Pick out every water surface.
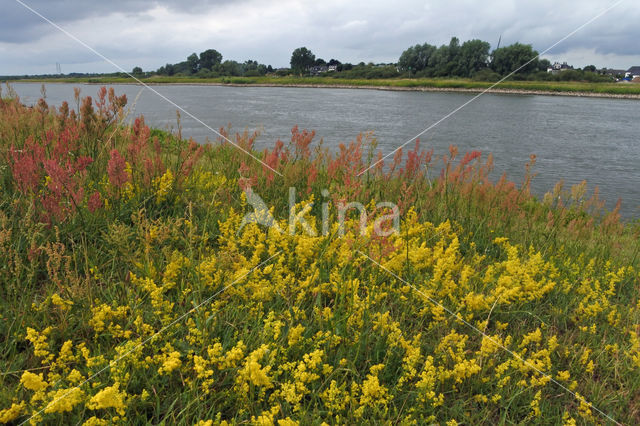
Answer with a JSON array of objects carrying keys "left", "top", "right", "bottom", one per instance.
[{"left": 9, "top": 82, "right": 640, "bottom": 218}]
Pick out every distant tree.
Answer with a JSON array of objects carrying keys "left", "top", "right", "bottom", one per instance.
[
  {"left": 241, "top": 60, "right": 268, "bottom": 76},
  {"left": 457, "top": 39, "right": 490, "bottom": 77},
  {"left": 243, "top": 59, "right": 259, "bottom": 71},
  {"left": 538, "top": 58, "right": 551, "bottom": 72},
  {"left": 428, "top": 44, "right": 450, "bottom": 76},
  {"left": 583, "top": 64, "right": 597, "bottom": 73},
  {"left": 290, "top": 47, "right": 316, "bottom": 74},
  {"left": 171, "top": 61, "right": 190, "bottom": 75},
  {"left": 445, "top": 37, "right": 461, "bottom": 75},
  {"left": 218, "top": 60, "right": 242, "bottom": 76},
  {"left": 196, "top": 67, "right": 211, "bottom": 78},
  {"left": 341, "top": 63, "right": 353, "bottom": 71},
  {"left": 398, "top": 43, "right": 436, "bottom": 73},
  {"left": 199, "top": 49, "right": 222, "bottom": 71},
  {"left": 187, "top": 53, "right": 199, "bottom": 74},
  {"left": 315, "top": 58, "right": 326, "bottom": 66},
  {"left": 327, "top": 58, "right": 341, "bottom": 66},
  {"left": 490, "top": 43, "right": 539, "bottom": 75},
  {"left": 132, "top": 66, "right": 143, "bottom": 75}
]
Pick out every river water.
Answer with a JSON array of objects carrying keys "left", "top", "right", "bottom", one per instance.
[{"left": 7, "top": 82, "right": 640, "bottom": 219}]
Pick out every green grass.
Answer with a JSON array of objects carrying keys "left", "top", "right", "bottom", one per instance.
[{"left": 11, "top": 75, "right": 640, "bottom": 96}]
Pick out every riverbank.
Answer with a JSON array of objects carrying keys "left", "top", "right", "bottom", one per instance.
[{"left": 9, "top": 75, "right": 640, "bottom": 99}]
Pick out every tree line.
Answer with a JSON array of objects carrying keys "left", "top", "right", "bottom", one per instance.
[
  {"left": 397, "top": 37, "right": 545, "bottom": 78},
  {"left": 154, "top": 49, "right": 273, "bottom": 78},
  {"left": 130, "top": 38, "right": 611, "bottom": 82}
]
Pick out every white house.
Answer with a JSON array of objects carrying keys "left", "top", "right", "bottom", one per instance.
[{"left": 626, "top": 66, "right": 640, "bottom": 79}]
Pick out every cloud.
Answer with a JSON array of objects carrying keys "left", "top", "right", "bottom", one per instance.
[{"left": 1, "top": 0, "right": 639, "bottom": 75}]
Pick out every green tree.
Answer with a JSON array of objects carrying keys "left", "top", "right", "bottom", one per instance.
[
  {"left": 538, "top": 58, "right": 551, "bottom": 72},
  {"left": 218, "top": 60, "right": 242, "bottom": 76},
  {"left": 398, "top": 43, "right": 436, "bottom": 73},
  {"left": 445, "top": 37, "right": 461, "bottom": 75},
  {"left": 428, "top": 45, "right": 450, "bottom": 76},
  {"left": 490, "top": 43, "right": 539, "bottom": 76},
  {"left": 199, "top": 49, "right": 223, "bottom": 71},
  {"left": 187, "top": 53, "right": 199, "bottom": 74},
  {"left": 132, "top": 66, "right": 143, "bottom": 76},
  {"left": 458, "top": 39, "right": 490, "bottom": 77},
  {"left": 290, "top": 47, "right": 316, "bottom": 75}
]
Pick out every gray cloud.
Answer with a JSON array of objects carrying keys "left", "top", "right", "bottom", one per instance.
[
  {"left": 1, "top": 0, "right": 241, "bottom": 43},
  {"left": 1, "top": 0, "right": 639, "bottom": 75}
]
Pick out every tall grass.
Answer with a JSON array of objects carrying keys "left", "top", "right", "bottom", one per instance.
[{"left": 1, "top": 87, "right": 639, "bottom": 425}]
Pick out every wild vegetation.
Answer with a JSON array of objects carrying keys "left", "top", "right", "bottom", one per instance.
[
  {"left": 13, "top": 75, "right": 640, "bottom": 97},
  {"left": 5, "top": 36, "right": 626, "bottom": 86},
  {"left": 1, "top": 86, "right": 640, "bottom": 425}
]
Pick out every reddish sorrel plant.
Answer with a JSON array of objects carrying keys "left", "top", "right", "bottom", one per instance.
[{"left": 8, "top": 122, "right": 92, "bottom": 224}]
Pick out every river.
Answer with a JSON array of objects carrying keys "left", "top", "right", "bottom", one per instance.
[{"left": 7, "top": 82, "right": 640, "bottom": 219}]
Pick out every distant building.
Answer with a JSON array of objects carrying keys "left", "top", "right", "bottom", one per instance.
[
  {"left": 603, "top": 68, "right": 626, "bottom": 78},
  {"left": 327, "top": 65, "right": 338, "bottom": 72},
  {"left": 309, "top": 65, "right": 329, "bottom": 76},
  {"left": 547, "top": 61, "right": 573, "bottom": 74},
  {"left": 625, "top": 66, "right": 640, "bottom": 79}
]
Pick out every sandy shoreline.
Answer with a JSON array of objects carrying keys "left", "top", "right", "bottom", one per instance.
[{"left": 10, "top": 80, "right": 640, "bottom": 99}]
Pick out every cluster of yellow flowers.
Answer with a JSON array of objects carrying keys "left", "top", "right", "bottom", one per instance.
[{"left": 2, "top": 193, "right": 638, "bottom": 425}]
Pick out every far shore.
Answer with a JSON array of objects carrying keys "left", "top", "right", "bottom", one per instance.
[{"left": 7, "top": 78, "right": 640, "bottom": 100}]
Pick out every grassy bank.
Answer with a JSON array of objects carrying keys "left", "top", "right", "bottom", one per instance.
[
  {"left": 1, "top": 88, "right": 640, "bottom": 425},
  {"left": 11, "top": 75, "right": 640, "bottom": 97}
]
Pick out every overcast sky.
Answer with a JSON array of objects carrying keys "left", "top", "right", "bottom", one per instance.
[{"left": 1, "top": 0, "right": 639, "bottom": 75}]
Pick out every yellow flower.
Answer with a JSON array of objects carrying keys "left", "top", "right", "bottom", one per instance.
[
  {"left": 359, "top": 364, "right": 389, "bottom": 408},
  {"left": 529, "top": 390, "right": 542, "bottom": 418},
  {"left": 82, "top": 416, "right": 109, "bottom": 426},
  {"left": 287, "top": 324, "right": 305, "bottom": 347},
  {"left": 25, "top": 327, "right": 53, "bottom": 362},
  {"left": 562, "top": 411, "right": 577, "bottom": 426},
  {"left": 321, "top": 380, "right": 348, "bottom": 413},
  {"left": 221, "top": 341, "right": 246, "bottom": 369},
  {"left": 158, "top": 351, "right": 182, "bottom": 375},
  {"left": 86, "top": 383, "right": 127, "bottom": 415},
  {"left": 44, "top": 387, "right": 84, "bottom": 414},
  {"left": 21, "top": 371, "right": 48, "bottom": 391},
  {"left": 154, "top": 169, "right": 174, "bottom": 202},
  {"left": 67, "top": 369, "right": 84, "bottom": 384},
  {"left": 51, "top": 293, "right": 73, "bottom": 311},
  {"left": 0, "top": 402, "right": 25, "bottom": 423},
  {"left": 237, "top": 344, "right": 272, "bottom": 389}
]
